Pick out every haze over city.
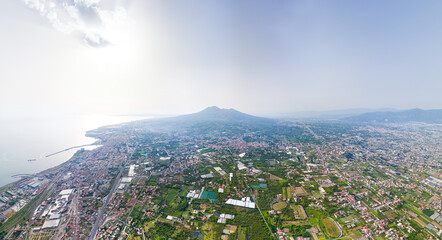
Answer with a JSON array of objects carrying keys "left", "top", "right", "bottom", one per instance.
[
  {"left": 1, "top": 0, "right": 442, "bottom": 117},
  {"left": 1, "top": 1, "right": 442, "bottom": 240}
]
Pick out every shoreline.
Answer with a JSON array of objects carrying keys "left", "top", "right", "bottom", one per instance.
[
  {"left": 0, "top": 115, "right": 151, "bottom": 189},
  {"left": 0, "top": 141, "right": 101, "bottom": 190}
]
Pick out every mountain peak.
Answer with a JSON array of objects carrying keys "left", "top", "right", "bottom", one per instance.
[
  {"left": 199, "top": 106, "right": 239, "bottom": 114},
  {"left": 201, "top": 106, "right": 222, "bottom": 112},
  {"left": 138, "top": 106, "right": 276, "bottom": 133},
  {"left": 205, "top": 106, "right": 220, "bottom": 110},
  {"left": 163, "top": 106, "right": 275, "bottom": 125}
]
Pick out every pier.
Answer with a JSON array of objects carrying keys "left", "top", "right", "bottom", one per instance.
[
  {"left": 45, "top": 144, "right": 96, "bottom": 157},
  {"left": 11, "top": 174, "right": 35, "bottom": 178}
]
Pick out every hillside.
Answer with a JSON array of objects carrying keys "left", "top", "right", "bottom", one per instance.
[
  {"left": 134, "top": 106, "right": 277, "bottom": 132},
  {"left": 343, "top": 108, "right": 442, "bottom": 123},
  {"left": 166, "top": 106, "right": 275, "bottom": 124}
]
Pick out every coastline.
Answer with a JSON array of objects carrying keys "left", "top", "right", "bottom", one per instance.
[
  {"left": 0, "top": 115, "right": 151, "bottom": 188},
  {"left": 0, "top": 141, "right": 101, "bottom": 191}
]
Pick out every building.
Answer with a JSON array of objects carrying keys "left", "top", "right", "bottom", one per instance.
[
  {"left": 42, "top": 219, "right": 60, "bottom": 230},
  {"left": 225, "top": 198, "right": 255, "bottom": 209}
]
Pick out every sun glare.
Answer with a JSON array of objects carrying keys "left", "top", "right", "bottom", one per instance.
[{"left": 85, "top": 22, "right": 142, "bottom": 70}]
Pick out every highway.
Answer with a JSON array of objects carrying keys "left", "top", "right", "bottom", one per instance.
[
  {"left": 89, "top": 138, "right": 136, "bottom": 240},
  {"left": 88, "top": 165, "right": 124, "bottom": 240}
]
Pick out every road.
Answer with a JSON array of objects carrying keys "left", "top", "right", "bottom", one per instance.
[
  {"left": 89, "top": 130, "right": 137, "bottom": 240},
  {"left": 89, "top": 133, "right": 136, "bottom": 240},
  {"left": 88, "top": 165, "right": 124, "bottom": 240},
  {"left": 73, "top": 189, "right": 80, "bottom": 240}
]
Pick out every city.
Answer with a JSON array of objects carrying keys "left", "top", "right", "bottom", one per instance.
[
  {"left": 0, "top": 107, "right": 440, "bottom": 240},
  {"left": 1, "top": 1, "right": 442, "bottom": 239}
]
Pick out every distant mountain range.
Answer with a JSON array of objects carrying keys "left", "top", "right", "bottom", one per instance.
[
  {"left": 267, "top": 108, "right": 398, "bottom": 119},
  {"left": 343, "top": 108, "right": 442, "bottom": 123},
  {"left": 123, "top": 107, "right": 442, "bottom": 131}
]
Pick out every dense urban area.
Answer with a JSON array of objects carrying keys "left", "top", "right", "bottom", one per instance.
[{"left": 0, "top": 107, "right": 441, "bottom": 240}]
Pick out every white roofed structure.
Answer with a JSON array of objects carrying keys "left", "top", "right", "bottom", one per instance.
[
  {"left": 59, "top": 189, "right": 74, "bottom": 196},
  {"left": 225, "top": 198, "right": 255, "bottom": 209},
  {"left": 121, "top": 177, "right": 133, "bottom": 183},
  {"left": 128, "top": 165, "right": 136, "bottom": 177},
  {"left": 42, "top": 219, "right": 60, "bottom": 230},
  {"left": 237, "top": 162, "right": 247, "bottom": 170}
]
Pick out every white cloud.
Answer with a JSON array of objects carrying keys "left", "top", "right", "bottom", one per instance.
[
  {"left": 23, "top": 0, "right": 127, "bottom": 47},
  {"left": 83, "top": 32, "right": 110, "bottom": 47}
]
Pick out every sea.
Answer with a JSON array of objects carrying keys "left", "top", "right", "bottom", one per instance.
[{"left": 0, "top": 115, "right": 150, "bottom": 187}]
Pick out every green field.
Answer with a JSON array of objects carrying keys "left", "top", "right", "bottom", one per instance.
[
  {"left": 350, "top": 229, "right": 363, "bottom": 239},
  {"left": 164, "top": 188, "right": 180, "bottom": 204},
  {"left": 238, "top": 226, "right": 247, "bottom": 240},
  {"left": 286, "top": 187, "right": 293, "bottom": 199},
  {"left": 370, "top": 209, "right": 379, "bottom": 217},
  {"left": 322, "top": 218, "right": 340, "bottom": 238},
  {"left": 405, "top": 204, "right": 434, "bottom": 223},
  {"left": 282, "top": 187, "right": 287, "bottom": 199},
  {"left": 273, "top": 202, "right": 288, "bottom": 210},
  {"left": 341, "top": 214, "right": 357, "bottom": 222}
]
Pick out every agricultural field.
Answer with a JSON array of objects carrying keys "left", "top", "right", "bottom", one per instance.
[
  {"left": 341, "top": 215, "right": 358, "bottom": 222},
  {"left": 292, "top": 205, "right": 307, "bottom": 219},
  {"left": 282, "top": 187, "right": 287, "bottom": 200},
  {"left": 273, "top": 201, "right": 288, "bottom": 211},
  {"left": 286, "top": 187, "right": 293, "bottom": 199},
  {"left": 383, "top": 209, "right": 398, "bottom": 220},
  {"left": 294, "top": 187, "right": 308, "bottom": 196},
  {"left": 322, "top": 218, "right": 340, "bottom": 238},
  {"left": 349, "top": 228, "right": 363, "bottom": 239},
  {"left": 298, "top": 205, "right": 307, "bottom": 219}
]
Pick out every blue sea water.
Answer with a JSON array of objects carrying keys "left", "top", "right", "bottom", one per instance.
[{"left": 0, "top": 115, "right": 149, "bottom": 187}]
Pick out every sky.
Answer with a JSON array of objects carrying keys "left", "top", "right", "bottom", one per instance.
[{"left": 1, "top": 0, "right": 442, "bottom": 117}]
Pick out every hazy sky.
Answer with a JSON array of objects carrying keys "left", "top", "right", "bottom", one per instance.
[{"left": 1, "top": 0, "right": 442, "bottom": 117}]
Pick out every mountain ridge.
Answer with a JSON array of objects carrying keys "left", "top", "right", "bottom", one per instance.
[
  {"left": 266, "top": 108, "right": 398, "bottom": 119},
  {"left": 133, "top": 106, "right": 277, "bottom": 132},
  {"left": 167, "top": 106, "right": 275, "bottom": 124},
  {"left": 343, "top": 108, "right": 442, "bottom": 123}
]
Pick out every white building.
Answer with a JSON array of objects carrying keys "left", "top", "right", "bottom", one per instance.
[
  {"left": 121, "top": 177, "right": 133, "bottom": 183},
  {"left": 128, "top": 165, "right": 136, "bottom": 177},
  {"left": 42, "top": 219, "right": 60, "bottom": 230},
  {"left": 225, "top": 198, "right": 255, "bottom": 209},
  {"left": 214, "top": 167, "right": 226, "bottom": 176},
  {"left": 237, "top": 162, "right": 247, "bottom": 170}
]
